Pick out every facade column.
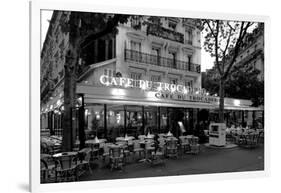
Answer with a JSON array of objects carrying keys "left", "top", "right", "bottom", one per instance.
[
  {"left": 104, "top": 104, "right": 107, "bottom": 138},
  {"left": 167, "top": 107, "right": 170, "bottom": 132},
  {"left": 112, "top": 38, "right": 116, "bottom": 58},
  {"left": 252, "top": 111, "right": 256, "bottom": 128},
  {"left": 142, "top": 106, "right": 145, "bottom": 135},
  {"left": 242, "top": 110, "right": 245, "bottom": 126},
  {"left": 105, "top": 40, "right": 109, "bottom": 60},
  {"left": 94, "top": 40, "right": 98, "bottom": 63},
  {"left": 124, "top": 105, "right": 127, "bottom": 136},
  {"left": 157, "top": 107, "right": 161, "bottom": 133}
]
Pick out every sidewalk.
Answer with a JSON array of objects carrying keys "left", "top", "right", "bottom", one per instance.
[{"left": 79, "top": 145, "right": 264, "bottom": 182}]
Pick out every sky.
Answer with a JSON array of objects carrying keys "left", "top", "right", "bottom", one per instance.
[
  {"left": 40, "top": 10, "right": 214, "bottom": 72},
  {"left": 40, "top": 10, "right": 53, "bottom": 50}
]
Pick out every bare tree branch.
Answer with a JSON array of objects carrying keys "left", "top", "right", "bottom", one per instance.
[
  {"left": 223, "top": 22, "right": 252, "bottom": 79},
  {"left": 221, "top": 22, "right": 233, "bottom": 71},
  {"left": 204, "top": 19, "right": 216, "bottom": 38},
  {"left": 214, "top": 20, "right": 223, "bottom": 76}
]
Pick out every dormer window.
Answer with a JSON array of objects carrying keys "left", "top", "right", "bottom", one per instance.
[
  {"left": 131, "top": 16, "right": 141, "bottom": 30},
  {"left": 168, "top": 21, "right": 177, "bottom": 31},
  {"left": 185, "top": 28, "right": 193, "bottom": 45}
]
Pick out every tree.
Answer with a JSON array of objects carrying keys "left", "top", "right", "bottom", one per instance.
[
  {"left": 202, "top": 20, "right": 253, "bottom": 123},
  {"left": 225, "top": 66, "right": 264, "bottom": 106},
  {"left": 202, "top": 65, "right": 264, "bottom": 107},
  {"left": 59, "top": 11, "right": 129, "bottom": 151}
]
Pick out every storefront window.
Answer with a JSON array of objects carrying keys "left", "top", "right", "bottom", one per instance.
[
  {"left": 144, "top": 106, "right": 158, "bottom": 134},
  {"left": 85, "top": 104, "right": 104, "bottom": 138},
  {"left": 160, "top": 107, "right": 168, "bottom": 133},
  {"left": 107, "top": 104, "right": 125, "bottom": 141},
  {"left": 126, "top": 105, "right": 143, "bottom": 136}
]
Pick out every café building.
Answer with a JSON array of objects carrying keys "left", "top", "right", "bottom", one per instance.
[{"left": 40, "top": 14, "right": 263, "bottom": 141}]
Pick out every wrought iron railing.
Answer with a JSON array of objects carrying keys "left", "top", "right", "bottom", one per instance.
[
  {"left": 125, "top": 49, "right": 201, "bottom": 73},
  {"left": 147, "top": 23, "right": 184, "bottom": 44}
]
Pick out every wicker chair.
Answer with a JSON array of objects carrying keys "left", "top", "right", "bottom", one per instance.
[
  {"left": 102, "top": 143, "right": 111, "bottom": 166},
  {"left": 166, "top": 139, "right": 178, "bottom": 158},
  {"left": 151, "top": 150, "right": 165, "bottom": 166},
  {"left": 190, "top": 136, "right": 200, "bottom": 154},
  {"left": 258, "top": 131, "right": 264, "bottom": 144},
  {"left": 76, "top": 148, "right": 92, "bottom": 178},
  {"left": 55, "top": 154, "right": 78, "bottom": 182},
  {"left": 40, "top": 159, "right": 49, "bottom": 183},
  {"left": 116, "top": 141, "right": 132, "bottom": 163},
  {"left": 179, "top": 136, "right": 190, "bottom": 155},
  {"left": 239, "top": 134, "right": 259, "bottom": 148},
  {"left": 144, "top": 141, "right": 155, "bottom": 160},
  {"left": 133, "top": 140, "right": 145, "bottom": 161},
  {"left": 40, "top": 155, "right": 56, "bottom": 183},
  {"left": 109, "top": 146, "right": 125, "bottom": 170},
  {"left": 158, "top": 138, "right": 166, "bottom": 156}
]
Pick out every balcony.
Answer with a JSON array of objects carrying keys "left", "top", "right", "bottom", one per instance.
[
  {"left": 124, "top": 49, "right": 201, "bottom": 73},
  {"left": 147, "top": 23, "right": 184, "bottom": 44}
]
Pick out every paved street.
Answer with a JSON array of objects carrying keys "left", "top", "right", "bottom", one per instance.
[{"left": 79, "top": 145, "right": 264, "bottom": 182}]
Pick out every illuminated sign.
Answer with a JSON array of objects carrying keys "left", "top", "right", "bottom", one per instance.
[
  {"left": 154, "top": 92, "right": 218, "bottom": 103},
  {"left": 99, "top": 75, "right": 218, "bottom": 103},
  {"left": 100, "top": 75, "right": 205, "bottom": 94}
]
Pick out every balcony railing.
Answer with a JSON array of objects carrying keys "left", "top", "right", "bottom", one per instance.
[
  {"left": 147, "top": 23, "right": 184, "bottom": 44},
  {"left": 125, "top": 49, "right": 201, "bottom": 73}
]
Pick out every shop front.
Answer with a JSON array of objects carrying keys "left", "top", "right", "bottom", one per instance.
[
  {"left": 40, "top": 75, "right": 263, "bottom": 143},
  {"left": 75, "top": 75, "right": 219, "bottom": 141}
]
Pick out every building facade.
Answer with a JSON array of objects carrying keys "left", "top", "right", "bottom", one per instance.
[
  {"left": 40, "top": 11, "right": 260, "bottom": 141},
  {"left": 232, "top": 23, "right": 264, "bottom": 80}
]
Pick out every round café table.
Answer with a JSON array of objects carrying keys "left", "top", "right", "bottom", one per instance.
[
  {"left": 85, "top": 139, "right": 107, "bottom": 159},
  {"left": 53, "top": 152, "right": 78, "bottom": 158},
  {"left": 52, "top": 152, "right": 78, "bottom": 168},
  {"left": 116, "top": 136, "right": 135, "bottom": 141},
  {"left": 138, "top": 140, "right": 155, "bottom": 163}
]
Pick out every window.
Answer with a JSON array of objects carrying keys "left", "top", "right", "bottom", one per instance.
[
  {"left": 168, "top": 51, "right": 177, "bottom": 68},
  {"left": 131, "top": 16, "right": 141, "bottom": 30},
  {"left": 151, "top": 75, "right": 161, "bottom": 82},
  {"left": 185, "top": 28, "right": 193, "bottom": 45},
  {"left": 130, "top": 72, "right": 142, "bottom": 87},
  {"left": 187, "top": 55, "right": 192, "bottom": 71},
  {"left": 104, "top": 68, "right": 116, "bottom": 77},
  {"left": 152, "top": 47, "right": 161, "bottom": 65},
  {"left": 168, "top": 21, "right": 177, "bottom": 31},
  {"left": 130, "top": 41, "right": 141, "bottom": 52},
  {"left": 169, "top": 78, "right": 178, "bottom": 84},
  {"left": 85, "top": 104, "right": 104, "bottom": 138},
  {"left": 185, "top": 80, "right": 193, "bottom": 90}
]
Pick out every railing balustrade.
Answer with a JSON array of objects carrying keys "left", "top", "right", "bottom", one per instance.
[{"left": 124, "top": 49, "right": 201, "bottom": 73}]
